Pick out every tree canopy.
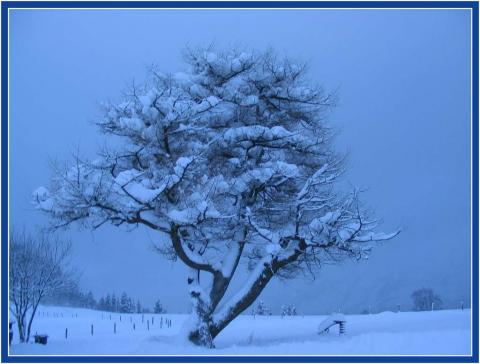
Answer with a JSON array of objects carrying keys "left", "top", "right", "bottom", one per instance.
[{"left": 34, "top": 47, "right": 399, "bottom": 347}]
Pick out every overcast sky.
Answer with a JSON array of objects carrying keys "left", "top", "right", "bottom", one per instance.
[{"left": 9, "top": 8, "right": 471, "bottom": 314}]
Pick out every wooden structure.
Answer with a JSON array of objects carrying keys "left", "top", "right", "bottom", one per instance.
[{"left": 318, "top": 314, "right": 347, "bottom": 335}]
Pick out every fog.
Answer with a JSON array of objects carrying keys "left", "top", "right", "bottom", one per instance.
[{"left": 9, "top": 8, "right": 471, "bottom": 314}]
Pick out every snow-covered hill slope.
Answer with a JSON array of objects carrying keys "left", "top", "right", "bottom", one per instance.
[{"left": 9, "top": 306, "right": 471, "bottom": 356}]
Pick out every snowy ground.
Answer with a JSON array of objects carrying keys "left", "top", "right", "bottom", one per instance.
[{"left": 9, "top": 306, "right": 471, "bottom": 356}]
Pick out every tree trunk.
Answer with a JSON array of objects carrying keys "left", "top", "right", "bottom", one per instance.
[
  {"left": 211, "top": 260, "right": 276, "bottom": 339},
  {"left": 184, "top": 270, "right": 215, "bottom": 348},
  {"left": 26, "top": 302, "right": 40, "bottom": 343},
  {"left": 187, "top": 292, "right": 214, "bottom": 348},
  {"left": 180, "top": 237, "right": 303, "bottom": 347},
  {"left": 211, "top": 249, "right": 303, "bottom": 341},
  {"left": 16, "top": 314, "right": 26, "bottom": 343}
]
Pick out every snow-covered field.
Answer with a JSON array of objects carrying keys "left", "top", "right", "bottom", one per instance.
[{"left": 10, "top": 306, "right": 471, "bottom": 356}]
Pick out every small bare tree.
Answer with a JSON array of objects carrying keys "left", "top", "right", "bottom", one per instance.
[{"left": 9, "top": 229, "right": 73, "bottom": 343}]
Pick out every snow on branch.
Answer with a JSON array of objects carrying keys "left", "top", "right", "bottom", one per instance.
[
  {"left": 34, "top": 46, "right": 399, "bottom": 346},
  {"left": 303, "top": 190, "right": 400, "bottom": 261},
  {"left": 170, "top": 224, "right": 218, "bottom": 274}
]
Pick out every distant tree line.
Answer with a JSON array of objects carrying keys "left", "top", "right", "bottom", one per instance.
[
  {"left": 251, "top": 301, "right": 298, "bottom": 317},
  {"left": 43, "top": 281, "right": 96, "bottom": 309},
  {"left": 43, "top": 284, "right": 166, "bottom": 314},
  {"left": 97, "top": 292, "right": 141, "bottom": 313},
  {"left": 361, "top": 288, "right": 446, "bottom": 314}
]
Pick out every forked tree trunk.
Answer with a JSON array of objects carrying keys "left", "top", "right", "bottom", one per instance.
[
  {"left": 210, "top": 261, "right": 276, "bottom": 339},
  {"left": 16, "top": 313, "right": 26, "bottom": 343},
  {"left": 186, "top": 258, "right": 278, "bottom": 346},
  {"left": 185, "top": 247, "right": 304, "bottom": 347},
  {"left": 177, "top": 224, "right": 304, "bottom": 348},
  {"left": 26, "top": 302, "right": 40, "bottom": 343}
]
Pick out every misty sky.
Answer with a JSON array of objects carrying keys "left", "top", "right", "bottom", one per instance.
[{"left": 9, "top": 8, "right": 471, "bottom": 314}]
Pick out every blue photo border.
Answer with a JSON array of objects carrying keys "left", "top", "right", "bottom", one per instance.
[{"left": 1, "top": 1, "right": 478, "bottom": 362}]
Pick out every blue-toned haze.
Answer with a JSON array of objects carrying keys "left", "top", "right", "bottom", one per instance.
[{"left": 9, "top": 9, "right": 471, "bottom": 314}]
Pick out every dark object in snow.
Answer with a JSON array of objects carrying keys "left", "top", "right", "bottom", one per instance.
[
  {"left": 318, "top": 314, "right": 346, "bottom": 335},
  {"left": 9, "top": 322, "right": 13, "bottom": 346},
  {"left": 34, "top": 335, "right": 48, "bottom": 345}
]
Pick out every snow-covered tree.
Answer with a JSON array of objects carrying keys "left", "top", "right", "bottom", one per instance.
[
  {"left": 154, "top": 300, "right": 166, "bottom": 314},
  {"left": 411, "top": 288, "right": 443, "bottom": 311},
  {"left": 253, "top": 300, "right": 270, "bottom": 316},
  {"left": 119, "top": 292, "right": 130, "bottom": 313},
  {"left": 9, "top": 229, "right": 72, "bottom": 342},
  {"left": 85, "top": 291, "right": 96, "bottom": 309},
  {"left": 105, "top": 294, "right": 112, "bottom": 311},
  {"left": 111, "top": 294, "right": 117, "bottom": 312},
  {"left": 281, "top": 304, "right": 297, "bottom": 317},
  {"left": 42, "top": 279, "right": 84, "bottom": 307},
  {"left": 98, "top": 297, "right": 106, "bottom": 311},
  {"left": 33, "top": 47, "right": 399, "bottom": 347}
]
